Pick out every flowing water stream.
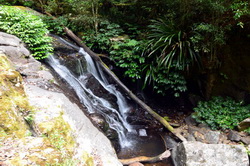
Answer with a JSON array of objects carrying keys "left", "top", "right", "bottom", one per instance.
[
  {"left": 47, "top": 46, "right": 135, "bottom": 148},
  {"left": 46, "top": 36, "right": 173, "bottom": 165}
]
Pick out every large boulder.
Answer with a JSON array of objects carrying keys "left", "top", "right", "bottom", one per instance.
[
  {"left": 0, "top": 32, "right": 122, "bottom": 165},
  {"left": 172, "top": 141, "right": 249, "bottom": 166}
]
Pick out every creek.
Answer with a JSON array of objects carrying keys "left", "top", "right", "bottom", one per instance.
[{"left": 46, "top": 35, "right": 174, "bottom": 165}]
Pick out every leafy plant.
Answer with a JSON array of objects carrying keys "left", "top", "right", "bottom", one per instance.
[
  {"left": 192, "top": 96, "right": 250, "bottom": 130},
  {"left": 110, "top": 39, "right": 145, "bottom": 81},
  {"left": 41, "top": 15, "right": 67, "bottom": 35},
  {"left": 0, "top": 6, "right": 53, "bottom": 59},
  {"left": 145, "top": 18, "right": 200, "bottom": 71},
  {"left": 143, "top": 61, "right": 187, "bottom": 97},
  {"left": 230, "top": 0, "right": 250, "bottom": 27},
  {"left": 82, "top": 20, "right": 124, "bottom": 53}
]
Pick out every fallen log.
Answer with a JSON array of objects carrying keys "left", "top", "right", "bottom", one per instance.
[
  {"left": 62, "top": 27, "right": 186, "bottom": 142},
  {"left": 119, "top": 150, "right": 171, "bottom": 165}
]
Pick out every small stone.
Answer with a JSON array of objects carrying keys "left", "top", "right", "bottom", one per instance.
[
  {"left": 138, "top": 129, "right": 147, "bottom": 137},
  {"left": 228, "top": 130, "right": 241, "bottom": 142},
  {"left": 205, "top": 130, "right": 220, "bottom": 144},
  {"left": 187, "top": 134, "right": 196, "bottom": 141},
  {"left": 238, "top": 118, "right": 250, "bottom": 131},
  {"left": 194, "top": 131, "right": 205, "bottom": 142},
  {"left": 240, "top": 136, "right": 250, "bottom": 145},
  {"left": 219, "top": 133, "right": 228, "bottom": 143}
]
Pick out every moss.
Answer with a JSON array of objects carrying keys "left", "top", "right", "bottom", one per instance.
[
  {"left": 0, "top": 54, "right": 30, "bottom": 138},
  {"left": 82, "top": 152, "right": 94, "bottom": 166},
  {"left": 37, "top": 113, "right": 76, "bottom": 163},
  {"left": 0, "top": 54, "right": 93, "bottom": 165},
  {"left": 37, "top": 114, "right": 96, "bottom": 165}
]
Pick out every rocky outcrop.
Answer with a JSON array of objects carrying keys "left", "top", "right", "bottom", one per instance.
[
  {"left": 170, "top": 115, "right": 250, "bottom": 166},
  {"left": 172, "top": 141, "right": 249, "bottom": 166},
  {"left": 0, "top": 32, "right": 122, "bottom": 165}
]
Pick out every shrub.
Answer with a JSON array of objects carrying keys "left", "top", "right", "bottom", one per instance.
[
  {"left": 192, "top": 96, "right": 250, "bottom": 130},
  {"left": 41, "top": 15, "right": 67, "bottom": 35},
  {"left": 0, "top": 6, "right": 53, "bottom": 59},
  {"left": 110, "top": 39, "right": 145, "bottom": 81},
  {"left": 82, "top": 20, "right": 124, "bottom": 53}
]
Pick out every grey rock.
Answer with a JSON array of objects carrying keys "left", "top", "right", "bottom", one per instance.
[
  {"left": 238, "top": 118, "right": 250, "bottom": 131},
  {"left": 0, "top": 32, "right": 30, "bottom": 61},
  {"left": 187, "top": 133, "right": 196, "bottom": 141},
  {"left": 161, "top": 134, "right": 178, "bottom": 149},
  {"left": 0, "top": 32, "right": 22, "bottom": 46},
  {"left": 228, "top": 130, "right": 241, "bottom": 142},
  {"left": 240, "top": 136, "right": 250, "bottom": 145},
  {"left": 172, "top": 141, "right": 249, "bottom": 166},
  {"left": 204, "top": 130, "right": 221, "bottom": 144},
  {"left": 188, "top": 125, "right": 221, "bottom": 144}
]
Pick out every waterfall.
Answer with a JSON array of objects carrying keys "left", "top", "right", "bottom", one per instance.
[{"left": 47, "top": 45, "right": 135, "bottom": 148}]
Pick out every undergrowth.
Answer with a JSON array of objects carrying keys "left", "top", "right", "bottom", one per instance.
[
  {"left": 0, "top": 5, "right": 53, "bottom": 59},
  {"left": 192, "top": 96, "right": 250, "bottom": 131}
]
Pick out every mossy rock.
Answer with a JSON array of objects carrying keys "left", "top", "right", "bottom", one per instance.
[{"left": 0, "top": 54, "right": 30, "bottom": 138}]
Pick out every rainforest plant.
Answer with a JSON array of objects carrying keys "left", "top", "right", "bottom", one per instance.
[
  {"left": 0, "top": 6, "right": 53, "bottom": 59},
  {"left": 83, "top": 21, "right": 124, "bottom": 53},
  {"left": 142, "top": 17, "right": 199, "bottom": 96},
  {"left": 192, "top": 96, "right": 250, "bottom": 130},
  {"left": 146, "top": 18, "right": 199, "bottom": 71},
  {"left": 110, "top": 39, "right": 145, "bottom": 81}
]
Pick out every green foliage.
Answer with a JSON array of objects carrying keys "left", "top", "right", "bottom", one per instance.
[
  {"left": 191, "top": 23, "right": 226, "bottom": 54},
  {"left": 0, "top": 6, "right": 53, "bottom": 59},
  {"left": 41, "top": 16, "right": 67, "bottom": 35},
  {"left": 83, "top": 21, "right": 124, "bottom": 53},
  {"left": 143, "top": 62, "right": 187, "bottom": 97},
  {"left": 0, "top": 0, "right": 34, "bottom": 6},
  {"left": 110, "top": 39, "right": 145, "bottom": 81},
  {"left": 146, "top": 18, "right": 199, "bottom": 71},
  {"left": 192, "top": 96, "right": 250, "bottom": 130},
  {"left": 230, "top": 0, "right": 250, "bottom": 27},
  {"left": 142, "top": 18, "right": 198, "bottom": 96},
  {"left": 0, "top": 0, "right": 17, "bottom": 5},
  {"left": 244, "top": 127, "right": 250, "bottom": 134}
]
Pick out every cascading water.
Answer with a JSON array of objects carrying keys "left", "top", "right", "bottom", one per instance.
[{"left": 46, "top": 40, "right": 135, "bottom": 148}]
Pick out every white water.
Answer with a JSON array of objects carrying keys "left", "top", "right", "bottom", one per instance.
[{"left": 47, "top": 47, "right": 135, "bottom": 148}]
